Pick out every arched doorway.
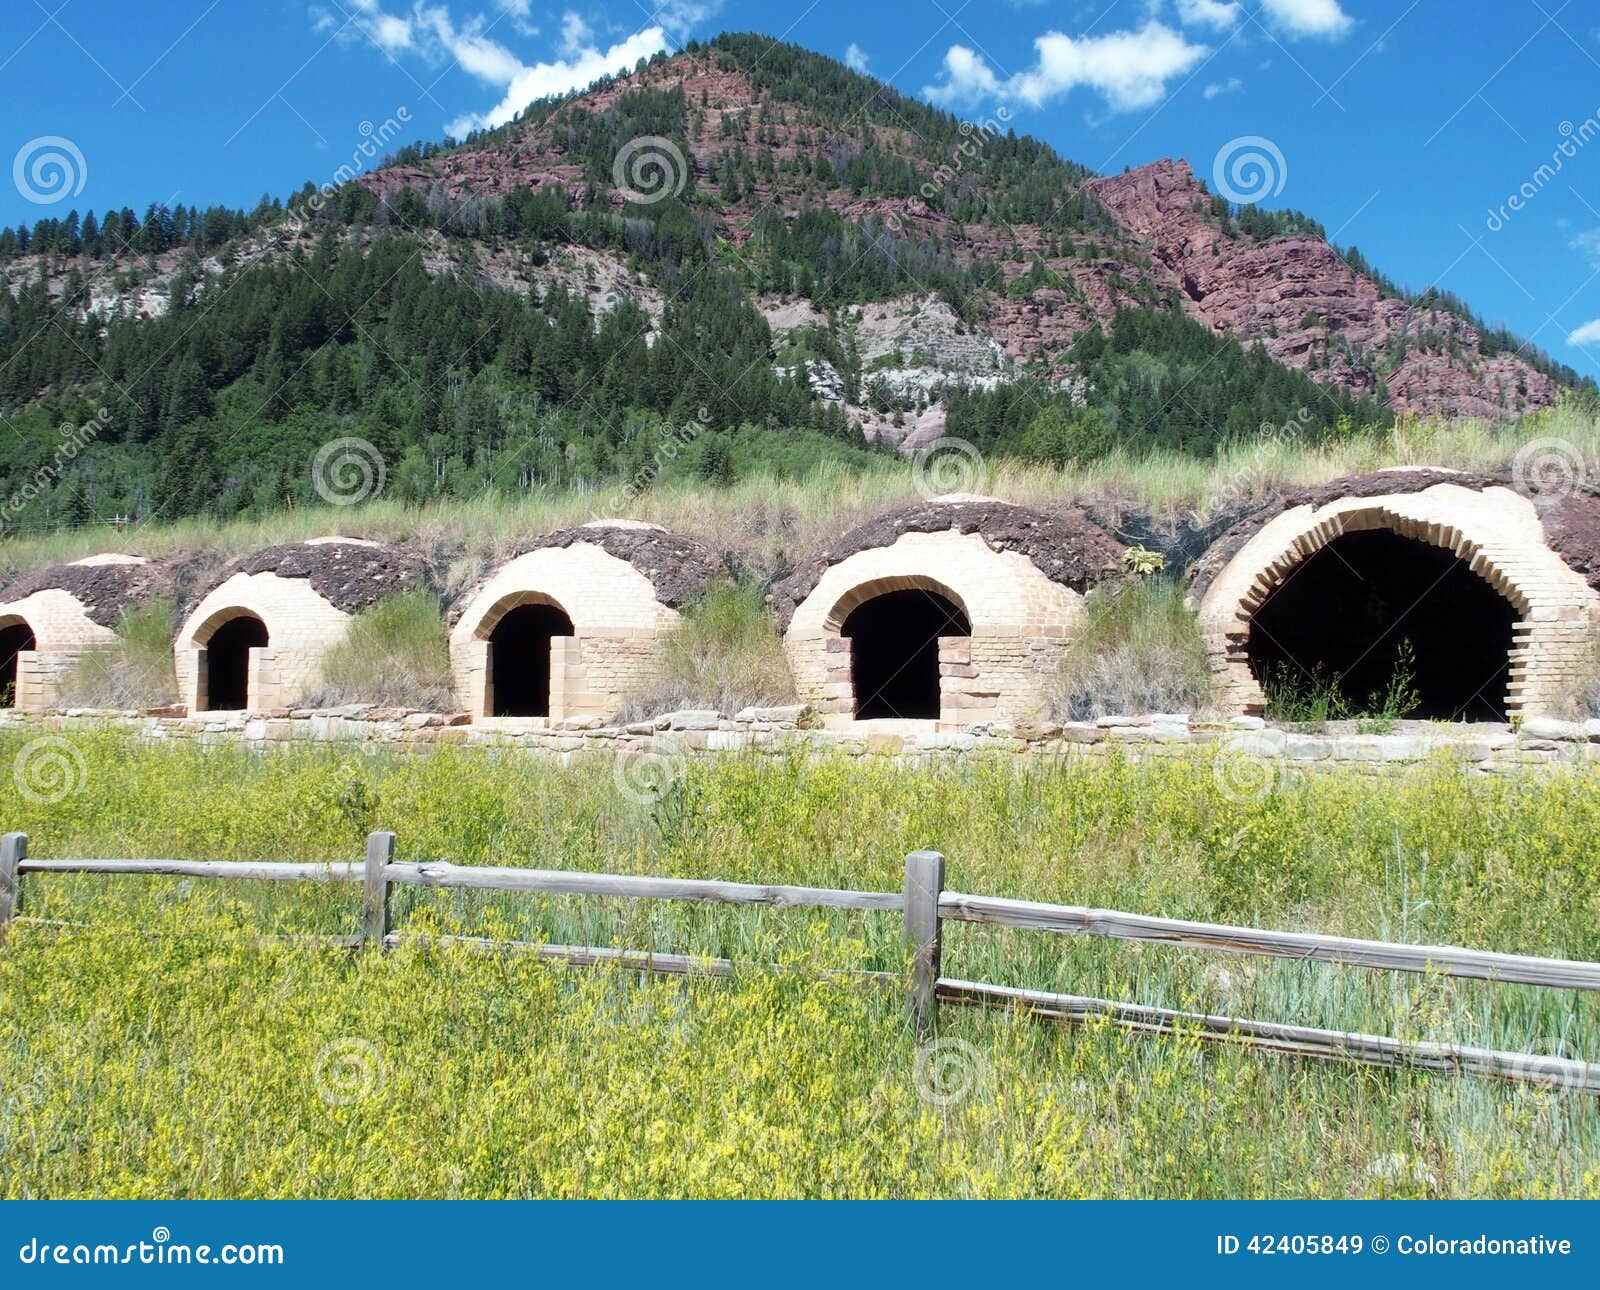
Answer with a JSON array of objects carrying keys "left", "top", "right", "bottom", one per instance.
[
  {"left": 842, "top": 588, "right": 971, "bottom": 720},
  {"left": 204, "top": 614, "right": 269, "bottom": 711},
  {"left": 0, "top": 619, "right": 35, "bottom": 708},
  {"left": 488, "top": 602, "right": 575, "bottom": 717},
  {"left": 1246, "top": 529, "right": 1518, "bottom": 720}
]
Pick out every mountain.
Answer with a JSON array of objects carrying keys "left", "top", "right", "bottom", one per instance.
[{"left": 0, "top": 32, "right": 1590, "bottom": 533}]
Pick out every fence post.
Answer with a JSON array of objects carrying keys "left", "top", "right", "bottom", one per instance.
[
  {"left": 903, "top": 849, "right": 945, "bottom": 1036},
  {"left": 0, "top": 832, "right": 25, "bottom": 934},
  {"left": 362, "top": 831, "right": 395, "bottom": 948}
]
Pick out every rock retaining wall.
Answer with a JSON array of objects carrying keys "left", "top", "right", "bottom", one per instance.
[{"left": 7, "top": 707, "right": 1600, "bottom": 776}]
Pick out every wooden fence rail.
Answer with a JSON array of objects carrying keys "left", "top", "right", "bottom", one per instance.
[{"left": 2, "top": 830, "right": 1597, "bottom": 1093}]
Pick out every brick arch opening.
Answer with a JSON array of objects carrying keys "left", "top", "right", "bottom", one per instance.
[
  {"left": 1245, "top": 526, "right": 1521, "bottom": 720},
  {"left": 200, "top": 612, "right": 269, "bottom": 711},
  {"left": 836, "top": 582, "right": 971, "bottom": 720},
  {"left": 481, "top": 595, "right": 575, "bottom": 718},
  {"left": 0, "top": 617, "right": 36, "bottom": 708}
]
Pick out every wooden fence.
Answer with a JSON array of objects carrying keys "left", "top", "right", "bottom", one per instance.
[{"left": 2, "top": 830, "right": 1597, "bottom": 1093}]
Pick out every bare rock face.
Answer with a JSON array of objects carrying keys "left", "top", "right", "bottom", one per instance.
[
  {"left": 1, "top": 557, "right": 174, "bottom": 629},
  {"left": 517, "top": 523, "right": 725, "bottom": 611},
  {"left": 225, "top": 539, "right": 432, "bottom": 614},
  {"left": 1090, "top": 159, "right": 1559, "bottom": 419}
]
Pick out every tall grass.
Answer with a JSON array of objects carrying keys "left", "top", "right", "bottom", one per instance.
[
  {"left": 1261, "top": 641, "right": 1423, "bottom": 731},
  {"left": 8, "top": 405, "right": 1597, "bottom": 584},
  {"left": 310, "top": 590, "right": 455, "bottom": 710},
  {"left": 2, "top": 731, "right": 1598, "bottom": 1196},
  {"left": 1052, "top": 577, "right": 1212, "bottom": 719},
  {"left": 619, "top": 581, "right": 797, "bottom": 719},
  {"left": 56, "top": 597, "right": 179, "bottom": 708}
]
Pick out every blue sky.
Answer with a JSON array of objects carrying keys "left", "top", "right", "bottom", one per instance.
[{"left": 6, "top": 0, "right": 1600, "bottom": 379}]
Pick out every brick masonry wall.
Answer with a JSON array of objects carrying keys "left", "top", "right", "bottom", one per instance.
[
  {"left": 785, "top": 530, "right": 1084, "bottom": 726},
  {"left": 0, "top": 588, "right": 120, "bottom": 711},
  {"left": 8, "top": 707, "right": 1600, "bottom": 778},
  {"left": 175, "top": 572, "right": 353, "bottom": 711},
  {"left": 1197, "top": 483, "right": 1600, "bottom": 717},
  {"left": 449, "top": 542, "right": 680, "bottom": 722}
]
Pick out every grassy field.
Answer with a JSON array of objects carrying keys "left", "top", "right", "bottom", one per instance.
[
  {"left": 3, "top": 729, "right": 1600, "bottom": 1198},
  {"left": 6, "top": 405, "right": 1596, "bottom": 589}
]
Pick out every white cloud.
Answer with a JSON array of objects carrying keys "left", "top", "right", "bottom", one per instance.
[
  {"left": 652, "top": 0, "right": 722, "bottom": 39},
  {"left": 1260, "top": 0, "right": 1353, "bottom": 40},
  {"left": 923, "top": 21, "right": 1209, "bottom": 113},
  {"left": 1567, "top": 319, "right": 1600, "bottom": 346},
  {"left": 1203, "top": 76, "right": 1243, "bottom": 98},
  {"left": 558, "top": 11, "right": 591, "bottom": 57},
  {"left": 315, "top": 1, "right": 679, "bottom": 137},
  {"left": 1178, "top": 0, "right": 1242, "bottom": 30},
  {"left": 446, "top": 26, "right": 668, "bottom": 134},
  {"left": 1572, "top": 228, "right": 1600, "bottom": 270},
  {"left": 369, "top": 12, "right": 414, "bottom": 52},
  {"left": 845, "top": 42, "right": 870, "bottom": 73}
]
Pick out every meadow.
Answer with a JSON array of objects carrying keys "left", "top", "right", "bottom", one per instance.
[
  {"left": 2, "top": 729, "right": 1599, "bottom": 1198},
  {"left": 9, "top": 404, "right": 1597, "bottom": 587}
]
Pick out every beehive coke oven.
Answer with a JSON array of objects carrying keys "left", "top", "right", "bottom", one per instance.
[
  {"left": 174, "top": 538, "right": 429, "bottom": 713},
  {"left": 0, "top": 555, "right": 170, "bottom": 711},
  {"left": 772, "top": 496, "right": 1124, "bottom": 727},
  {"left": 1192, "top": 470, "right": 1600, "bottom": 720},
  {"left": 448, "top": 521, "right": 724, "bottom": 723}
]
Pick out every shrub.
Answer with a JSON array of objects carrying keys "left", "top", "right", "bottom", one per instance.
[
  {"left": 311, "top": 590, "right": 454, "bottom": 711},
  {"left": 1051, "top": 578, "right": 1211, "bottom": 720},
  {"left": 1261, "top": 640, "right": 1421, "bottom": 732},
  {"left": 58, "top": 596, "right": 179, "bottom": 708},
  {"left": 619, "top": 580, "right": 796, "bottom": 719}
]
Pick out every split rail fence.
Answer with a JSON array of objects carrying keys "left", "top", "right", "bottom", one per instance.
[{"left": 2, "top": 831, "right": 1597, "bottom": 1092}]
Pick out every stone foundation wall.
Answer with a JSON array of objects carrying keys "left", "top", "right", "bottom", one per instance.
[{"left": 10, "top": 706, "right": 1600, "bottom": 777}]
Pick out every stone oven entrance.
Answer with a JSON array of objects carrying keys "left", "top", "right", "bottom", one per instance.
[
  {"left": 842, "top": 589, "right": 971, "bottom": 720},
  {"left": 1245, "top": 529, "right": 1518, "bottom": 720},
  {"left": 488, "top": 602, "right": 575, "bottom": 718},
  {"left": 0, "top": 620, "right": 35, "bottom": 708},
  {"left": 204, "top": 613, "right": 269, "bottom": 711}
]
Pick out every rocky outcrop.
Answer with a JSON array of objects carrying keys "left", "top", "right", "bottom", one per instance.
[
  {"left": 1090, "top": 159, "right": 1560, "bottom": 419},
  {"left": 219, "top": 539, "right": 432, "bottom": 614},
  {"left": 509, "top": 521, "right": 725, "bottom": 612}
]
